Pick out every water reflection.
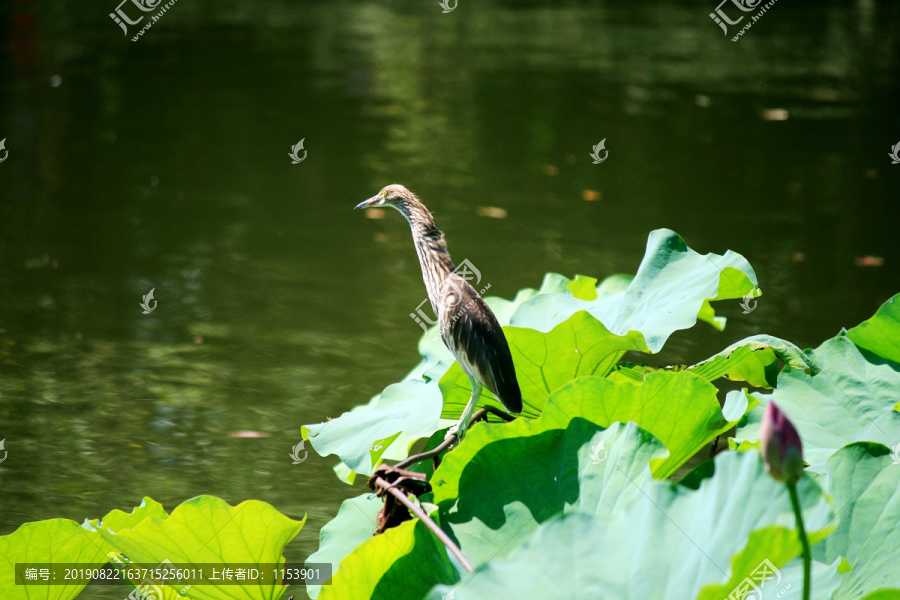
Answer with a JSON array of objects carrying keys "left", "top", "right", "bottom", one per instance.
[{"left": 1, "top": 1, "right": 898, "bottom": 598}]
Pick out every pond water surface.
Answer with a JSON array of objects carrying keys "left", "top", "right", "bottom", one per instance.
[{"left": 1, "top": 1, "right": 898, "bottom": 598}]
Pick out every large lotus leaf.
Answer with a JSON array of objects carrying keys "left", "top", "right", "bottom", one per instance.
[
  {"left": 845, "top": 294, "right": 900, "bottom": 364},
  {"left": 318, "top": 518, "right": 458, "bottom": 600},
  {"left": 733, "top": 334, "right": 900, "bottom": 475},
  {"left": 596, "top": 273, "right": 633, "bottom": 294},
  {"left": 428, "top": 451, "right": 833, "bottom": 600},
  {"left": 304, "top": 377, "right": 445, "bottom": 476},
  {"left": 0, "top": 519, "right": 112, "bottom": 600},
  {"left": 427, "top": 516, "right": 839, "bottom": 600},
  {"left": 84, "top": 496, "right": 169, "bottom": 533},
  {"left": 688, "top": 335, "right": 820, "bottom": 388},
  {"left": 320, "top": 423, "right": 660, "bottom": 598},
  {"left": 818, "top": 443, "right": 900, "bottom": 599},
  {"left": 428, "top": 520, "right": 836, "bottom": 600},
  {"left": 508, "top": 229, "right": 759, "bottom": 351},
  {"left": 305, "top": 494, "right": 382, "bottom": 599},
  {"left": 697, "top": 297, "right": 728, "bottom": 331},
  {"left": 611, "top": 335, "right": 818, "bottom": 390},
  {"left": 439, "top": 311, "right": 653, "bottom": 420},
  {"left": 98, "top": 496, "right": 305, "bottom": 600},
  {"left": 427, "top": 370, "right": 750, "bottom": 572},
  {"left": 433, "top": 422, "right": 664, "bottom": 569},
  {"left": 757, "top": 557, "right": 843, "bottom": 600},
  {"left": 566, "top": 274, "right": 599, "bottom": 300},
  {"left": 434, "top": 370, "right": 740, "bottom": 516},
  {"left": 317, "top": 423, "right": 662, "bottom": 592},
  {"left": 545, "top": 371, "right": 745, "bottom": 478}
]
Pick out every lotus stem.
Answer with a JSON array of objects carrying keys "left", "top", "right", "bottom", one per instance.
[
  {"left": 373, "top": 476, "right": 474, "bottom": 572},
  {"left": 787, "top": 481, "right": 811, "bottom": 600}
]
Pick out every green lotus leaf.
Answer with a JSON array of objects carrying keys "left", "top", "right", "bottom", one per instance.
[
  {"left": 0, "top": 519, "right": 111, "bottom": 600},
  {"left": 845, "top": 294, "right": 900, "bottom": 363},
  {"left": 97, "top": 495, "right": 305, "bottom": 600},
  {"left": 428, "top": 451, "right": 833, "bottom": 600},
  {"left": 304, "top": 376, "right": 446, "bottom": 477},
  {"left": 432, "top": 422, "right": 665, "bottom": 569},
  {"left": 317, "top": 518, "right": 458, "bottom": 600},
  {"left": 439, "top": 311, "right": 652, "bottom": 420},
  {"left": 540, "top": 371, "right": 746, "bottom": 478},
  {"left": 818, "top": 442, "right": 900, "bottom": 599},
  {"left": 753, "top": 557, "right": 842, "bottom": 600},
  {"left": 733, "top": 333, "right": 900, "bottom": 475},
  {"left": 595, "top": 273, "right": 633, "bottom": 294},
  {"left": 508, "top": 229, "right": 758, "bottom": 351},
  {"left": 84, "top": 496, "right": 169, "bottom": 534},
  {"left": 611, "top": 335, "right": 817, "bottom": 389},
  {"left": 305, "top": 494, "right": 383, "bottom": 599},
  {"left": 688, "top": 334, "right": 820, "bottom": 388},
  {"left": 566, "top": 274, "right": 598, "bottom": 300},
  {"left": 435, "top": 370, "right": 743, "bottom": 515},
  {"left": 321, "top": 422, "right": 660, "bottom": 598}
]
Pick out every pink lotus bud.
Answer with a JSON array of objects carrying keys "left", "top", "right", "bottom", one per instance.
[{"left": 759, "top": 401, "right": 804, "bottom": 483}]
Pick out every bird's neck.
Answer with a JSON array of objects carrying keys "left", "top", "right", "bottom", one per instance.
[{"left": 401, "top": 202, "right": 456, "bottom": 306}]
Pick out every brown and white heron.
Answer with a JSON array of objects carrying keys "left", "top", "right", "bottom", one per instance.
[{"left": 355, "top": 184, "right": 522, "bottom": 440}]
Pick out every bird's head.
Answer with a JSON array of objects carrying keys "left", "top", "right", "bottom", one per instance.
[{"left": 354, "top": 184, "right": 418, "bottom": 213}]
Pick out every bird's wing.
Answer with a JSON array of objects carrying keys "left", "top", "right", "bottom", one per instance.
[{"left": 444, "top": 277, "right": 522, "bottom": 413}]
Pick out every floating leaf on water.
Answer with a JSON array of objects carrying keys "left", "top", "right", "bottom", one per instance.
[
  {"left": 762, "top": 108, "right": 789, "bottom": 120},
  {"left": 855, "top": 255, "right": 884, "bottom": 267},
  {"left": 228, "top": 430, "right": 270, "bottom": 438},
  {"left": 476, "top": 206, "right": 507, "bottom": 219}
]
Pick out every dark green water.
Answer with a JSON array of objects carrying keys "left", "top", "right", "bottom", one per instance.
[{"left": 1, "top": 0, "right": 899, "bottom": 598}]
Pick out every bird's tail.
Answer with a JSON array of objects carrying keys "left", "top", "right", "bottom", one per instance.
[{"left": 494, "top": 374, "right": 522, "bottom": 414}]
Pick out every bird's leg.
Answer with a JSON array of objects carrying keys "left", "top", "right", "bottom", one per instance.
[{"left": 445, "top": 376, "right": 482, "bottom": 441}]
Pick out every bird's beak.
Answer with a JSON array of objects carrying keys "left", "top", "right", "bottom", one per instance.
[{"left": 354, "top": 196, "right": 381, "bottom": 210}]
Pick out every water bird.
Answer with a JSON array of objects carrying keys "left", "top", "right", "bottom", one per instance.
[{"left": 355, "top": 184, "right": 522, "bottom": 440}]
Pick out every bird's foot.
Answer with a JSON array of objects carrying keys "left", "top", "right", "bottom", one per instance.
[
  {"left": 444, "top": 424, "right": 459, "bottom": 441},
  {"left": 445, "top": 420, "right": 470, "bottom": 442}
]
